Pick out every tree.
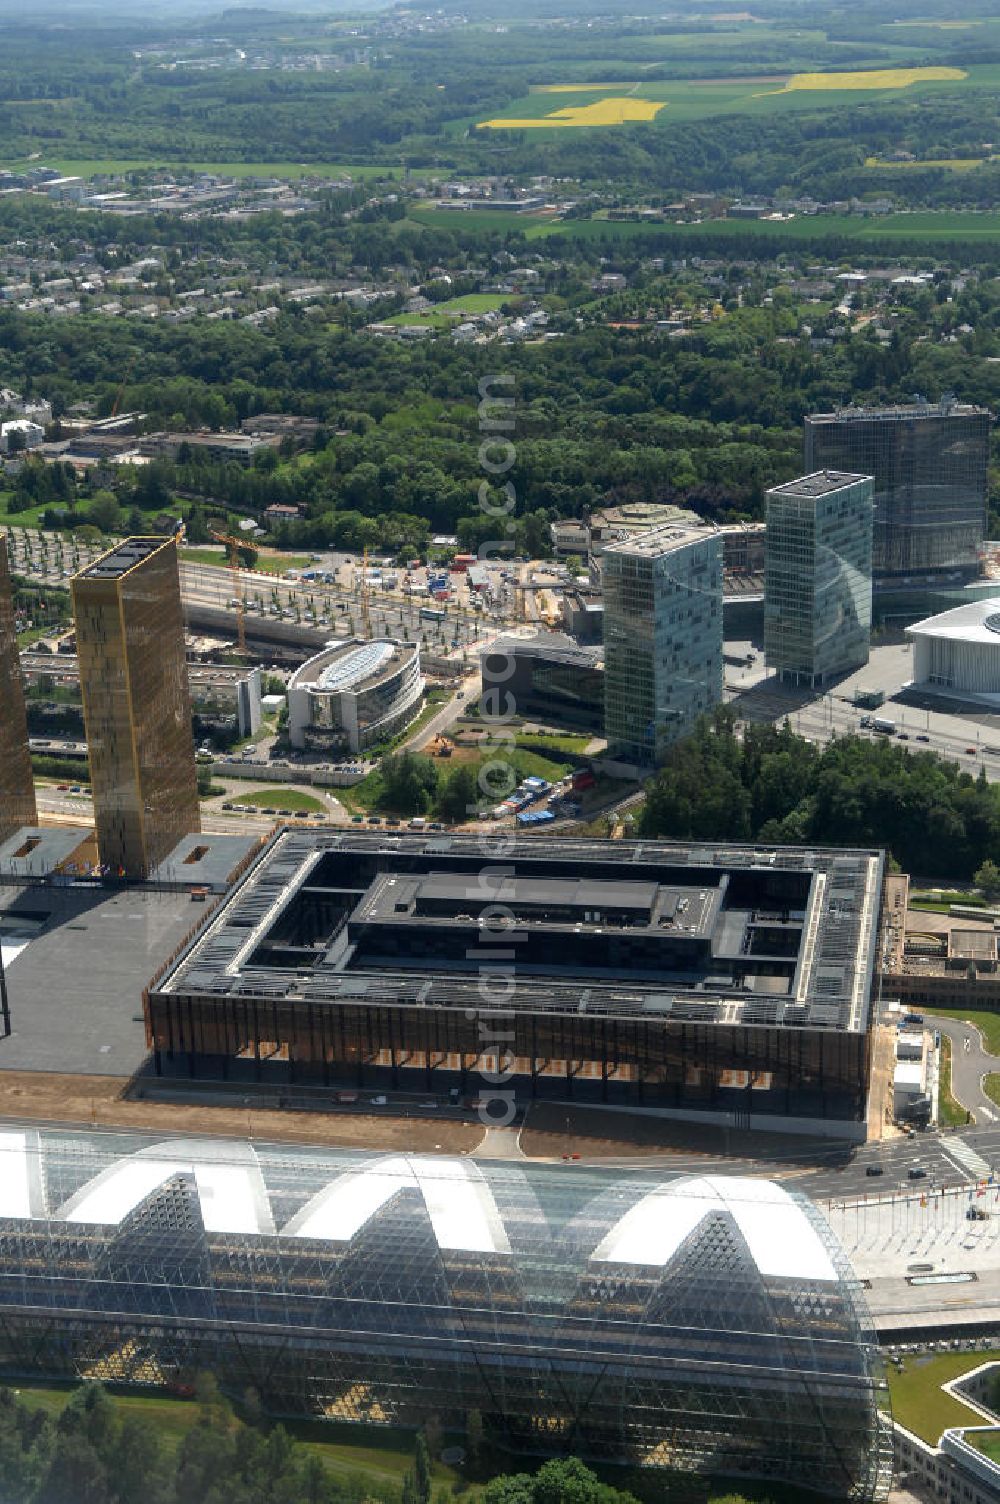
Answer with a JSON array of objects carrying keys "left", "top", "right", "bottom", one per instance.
[
  {"left": 976, "top": 859, "right": 1000, "bottom": 900},
  {"left": 380, "top": 751, "right": 438, "bottom": 815},
  {"left": 465, "top": 1408, "right": 484, "bottom": 1462},
  {"left": 37, "top": 1433, "right": 110, "bottom": 1504},
  {"left": 414, "top": 1430, "right": 432, "bottom": 1504},
  {"left": 436, "top": 763, "right": 478, "bottom": 823}
]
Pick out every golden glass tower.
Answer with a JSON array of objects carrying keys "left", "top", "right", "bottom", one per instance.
[
  {"left": 0, "top": 539, "right": 38, "bottom": 841},
  {"left": 72, "top": 537, "right": 200, "bottom": 879}
]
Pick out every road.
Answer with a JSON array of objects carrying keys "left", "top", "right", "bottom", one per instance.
[
  {"left": 405, "top": 672, "right": 482, "bottom": 751},
  {"left": 933, "top": 1015, "right": 1000, "bottom": 1125}
]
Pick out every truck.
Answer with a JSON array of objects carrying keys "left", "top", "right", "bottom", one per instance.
[
  {"left": 872, "top": 717, "right": 896, "bottom": 735},
  {"left": 571, "top": 767, "right": 596, "bottom": 791}
]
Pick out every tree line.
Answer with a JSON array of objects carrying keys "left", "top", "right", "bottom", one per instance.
[{"left": 640, "top": 710, "right": 1000, "bottom": 880}]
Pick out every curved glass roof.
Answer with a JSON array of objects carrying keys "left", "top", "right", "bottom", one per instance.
[
  {"left": 0, "top": 1128, "right": 892, "bottom": 1501},
  {"left": 317, "top": 640, "right": 394, "bottom": 693}
]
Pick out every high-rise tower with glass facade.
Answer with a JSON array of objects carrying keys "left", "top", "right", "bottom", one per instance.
[
  {"left": 803, "top": 398, "right": 991, "bottom": 581},
  {"left": 603, "top": 522, "right": 722, "bottom": 765},
  {"left": 0, "top": 539, "right": 37, "bottom": 841},
  {"left": 764, "top": 471, "right": 874, "bottom": 687},
  {"left": 71, "top": 536, "right": 199, "bottom": 879}
]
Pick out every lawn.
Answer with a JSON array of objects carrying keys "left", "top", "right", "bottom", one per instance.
[
  {"left": 10, "top": 1382, "right": 468, "bottom": 1488},
  {"left": 887, "top": 1351, "right": 1000, "bottom": 1443},
  {"left": 179, "top": 548, "right": 312, "bottom": 577},
  {"left": 938, "top": 1036, "right": 970, "bottom": 1128},
  {"left": 236, "top": 788, "right": 326, "bottom": 814}
]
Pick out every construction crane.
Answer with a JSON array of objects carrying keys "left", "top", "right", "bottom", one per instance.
[
  {"left": 360, "top": 545, "right": 372, "bottom": 640},
  {"left": 210, "top": 529, "right": 251, "bottom": 656},
  {"left": 110, "top": 352, "right": 138, "bottom": 420}
]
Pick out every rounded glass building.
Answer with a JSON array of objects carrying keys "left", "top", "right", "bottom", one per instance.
[{"left": 0, "top": 1129, "right": 892, "bottom": 1499}]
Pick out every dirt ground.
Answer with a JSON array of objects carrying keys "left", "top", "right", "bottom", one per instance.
[
  {"left": 0, "top": 1072, "right": 483, "bottom": 1153},
  {"left": 520, "top": 1101, "right": 850, "bottom": 1167}
]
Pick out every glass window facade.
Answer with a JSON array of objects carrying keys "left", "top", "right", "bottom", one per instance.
[
  {"left": 764, "top": 472, "right": 873, "bottom": 687},
  {"left": 71, "top": 538, "right": 200, "bottom": 879},
  {"left": 804, "top": 401, "right": 991, "bottom": 581},
  {"left": 0, "top": 1128, "right": 892, "bottom": 1501},
  {"left": 0, "top": 541, "right": 37, "bottom": 841},
  {"left": 603, "top": 527, "right": 723, "bottom": 766}
]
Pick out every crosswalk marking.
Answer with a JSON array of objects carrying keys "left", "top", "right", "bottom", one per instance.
[{"left": 941, "top": 1138, "right": 993, "bottom": 1182}]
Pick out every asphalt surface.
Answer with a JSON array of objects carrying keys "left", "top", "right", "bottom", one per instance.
[{"left": 933, "top": 1015, "right": 1000, "bottom": 1125}]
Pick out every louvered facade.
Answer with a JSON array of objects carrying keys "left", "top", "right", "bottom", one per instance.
[{"left": 145, "top": 831, "right": 884, "bottom": 1137}]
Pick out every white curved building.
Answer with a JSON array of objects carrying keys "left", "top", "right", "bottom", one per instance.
[
  {"left": 906, "top": 598, "right": 1000, "bottom": 702},
  {"left": 287, "top": 637, "right": 424, "bottom": 752}
]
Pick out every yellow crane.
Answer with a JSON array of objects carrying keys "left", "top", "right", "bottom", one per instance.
[
  {"left": 360, "top": 545, "right": 372, "bottom": 640},
  {"left": 210, "top": 529, "right": 252, "bottom": 656}
]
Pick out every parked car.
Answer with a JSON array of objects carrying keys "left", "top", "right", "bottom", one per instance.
[
  {"left": 865, "top": 1165, "right": 884, "bottom": 1177},
  {"left": 907, "top": 1167, "right": 927, "bottom": 1180}
]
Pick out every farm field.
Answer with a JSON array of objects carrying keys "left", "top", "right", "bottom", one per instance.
[
  {"left": 865, "top": 155, "right": 994, "bottom": 171},
  {"left": 774, "top": 65, "right": 967, "bottom": 92},
  {"left": 476, "top": 62, "right": 1000, "bottom": 132},
  {"left": 480, "top": 97, "right": 665, "bottom": 129}
]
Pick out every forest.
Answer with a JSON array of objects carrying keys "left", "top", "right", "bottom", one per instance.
[
  {"left": 3, "top": 250, "right": 1000, "bottom": 552},
  {"left": 640, "top": 710, "right": 1000, "bottom": 880}
]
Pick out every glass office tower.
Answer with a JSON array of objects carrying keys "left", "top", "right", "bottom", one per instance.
[
  {"left": 71, "top": 537, "right": 199, "bottom": 879},
  {"left": 764, "top": 471, "right": 874, "bottom": 687},
  {"left": 804, "top": 399, "right": 991, "bottom": 580},
  {"left": 603, "top": 523, "right": 723, "bottom": 765},
  {"left": 0, "top": 539, "right": 37, "bottom": 841},
  {"left": 0, "top": 1128, "right": 894, "bottom": 1501}
]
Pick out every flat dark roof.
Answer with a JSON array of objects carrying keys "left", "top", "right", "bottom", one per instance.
[
  {"left": 152, "top": 830, "right": 884, "bottom": 1036},
  {"left": 768, "top": 471, "right": 871, "bottom": 500},
  {"left": 76, "top": 536, "right": 173, "bottom": 581}
]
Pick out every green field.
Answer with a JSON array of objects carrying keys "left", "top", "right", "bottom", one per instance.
[
  {"left": 887, "top": 1351, "right": 1000, "bottom": 1443},
  {"left": 235, "top": 788, "right": 325, "bottom": 813},
  {"left": 387, "top": 292, "right": 508, "bottom": 327},
  {"left": 526, "top": 211, "right": 1000, "bottom": 246},
  {"left": 0, "top": 157, "right": 400, "bottom": 181}
]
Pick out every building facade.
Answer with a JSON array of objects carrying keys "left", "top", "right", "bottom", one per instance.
[
  {"left": 804, "top": 399, "right": 991, "bottom": 580},
  {"left": 0, "top": 541, "right": 37, "bottom": 841},
  {"left": 287, "top": 639, "right": 423, "bottom": 753},
  {"left": 71, "top": 537, "right": 200, "bottom": 879},
  {"left": 0, "top": 1127, "right": 893, "bottom": 1500},
  {"left": 147, "top": 830, "right": 884, "bottom": 1138},
  {"left": 764, "top": 471, "right": 874, "bottom": 687},
  {"left": 603, "top": 523, "right": 722, "bottom": 765},
  {"left": 480, "top": 634, "right": 604, "bottom": 732},
  {"left": 905, "top": 598, "right": 1000, "bottom": 703}
]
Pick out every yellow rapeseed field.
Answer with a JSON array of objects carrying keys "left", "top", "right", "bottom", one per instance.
[
  {"left": 479, "top": 97, "right": 665, "bottom": 129},
  {"left": 776, "top": 66, "right": 967, "bottom": 92}
]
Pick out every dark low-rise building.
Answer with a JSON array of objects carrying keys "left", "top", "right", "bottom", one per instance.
[
  {"left": 480, "top": 633, "right": 603, "bottom": 732},
  {"left": 146, "top": 829, "right": 884, "bottom": 1138}
]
